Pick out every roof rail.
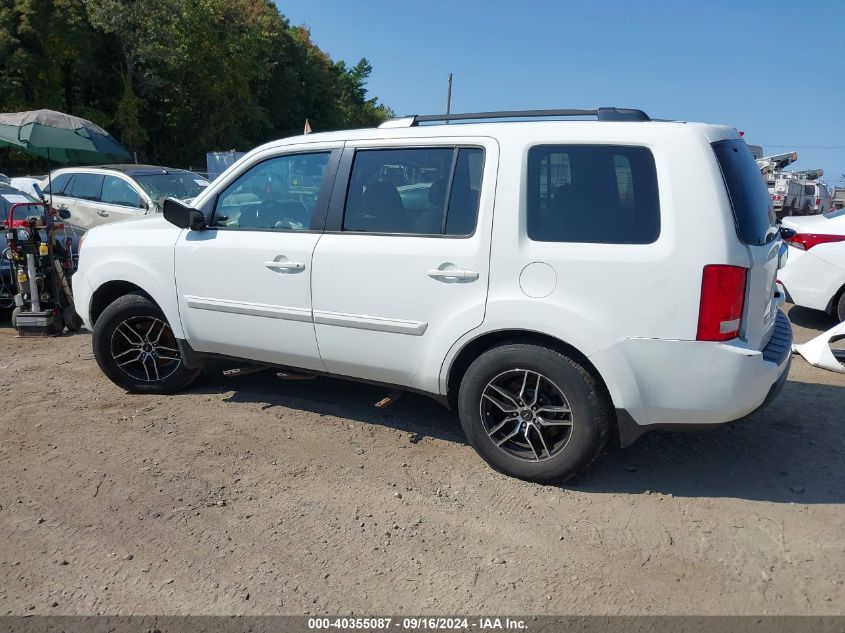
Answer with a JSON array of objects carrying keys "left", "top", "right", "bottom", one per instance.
[{"left": 378, "top": 107, "right": 650, "bottom": 129}]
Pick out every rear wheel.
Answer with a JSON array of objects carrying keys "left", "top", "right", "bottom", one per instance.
[
  {"left": 836, "top": 291, "right": 845, "bottom": 323},
  {"left": 93, "top": 293, "right": 200, "bottom": 393},
  {"left": 457, "top": 343, "right": 611, "bottom": 484}
]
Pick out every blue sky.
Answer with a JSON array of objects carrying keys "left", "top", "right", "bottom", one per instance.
[{"left": 276, "top": 0, "right": 844, "bottom": 187}]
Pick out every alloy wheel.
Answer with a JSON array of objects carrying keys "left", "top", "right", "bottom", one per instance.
[
  {"left": 479, "top": 369, "right": 574, "bottom": 462},
  {"left": 110, "top": 316, "right": 182, "bottom": 382}
]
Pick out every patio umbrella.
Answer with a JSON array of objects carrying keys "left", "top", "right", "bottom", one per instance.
[{"left": 0, "top": 109, "right": 130, "bottom": 164}]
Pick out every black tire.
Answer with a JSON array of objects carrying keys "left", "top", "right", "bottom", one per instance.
[
  {"left": 92, "top": 293, "right": 200, "bottom": 394},
  {"left": 836, "top": 291, "right": 845, "bottom": 324},
  {"left": 457, "top": 343, "right": 611, "bottom": 484}
]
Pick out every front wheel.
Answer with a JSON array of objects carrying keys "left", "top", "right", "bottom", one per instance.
[
  {"left": 92, "top": 293, "right": 200, "bottom": 394},
  {"left": 457, "top": 343, "right": 612, "bottom": 484}
]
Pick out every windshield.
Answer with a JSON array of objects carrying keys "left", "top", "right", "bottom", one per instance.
[{"left": 132, "top": 172, "right": 210, "bottom": 201}]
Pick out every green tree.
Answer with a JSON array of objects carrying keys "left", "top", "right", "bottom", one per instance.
[{"left": 0, "top": 0, "right": 393, "bottom": 171}]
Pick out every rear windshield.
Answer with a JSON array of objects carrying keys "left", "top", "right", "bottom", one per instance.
[
  {"left": 712, "top": 140, "right": 778, "bottom": 245},
  {"left": 0, "top": 187, "right": 41, "bottom": 221}
]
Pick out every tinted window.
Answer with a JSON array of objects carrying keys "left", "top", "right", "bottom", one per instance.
[
  {"left": 43, "top": 173, "right": 72, "bottom": 195},
  {"left": 67, "top": 174, "right": 104, "bottom": 201},
  {"left": 343, "top": 147, "right": 483, "bottom": 235},
  {"left": 712, "top": 140, "right": 778, "bottom": 245},
  {"left": 101, "top": 176, "right": 143, "bottom": 207},
  {"left": 214, "top": 152, "right": 330, "bottom": 230},
  {"left": 445, "top": 148, "right": 483, "bottom": 235},
  {"left": 527, "top": 145, "right": 660, "bottom": 244}
]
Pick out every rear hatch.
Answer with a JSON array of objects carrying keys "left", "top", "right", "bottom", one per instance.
[{"left": 712, "top": 139, "right": 782, "bottom": 351}]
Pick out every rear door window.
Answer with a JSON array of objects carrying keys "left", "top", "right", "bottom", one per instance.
[
  {"left": 67, "top": 174, "right": 104, "bottom": 201},
  {"left": 342, "top": 147, "right": 483, "bottom": 236},
  {"left": 43, "top": 173, "right": 72, "bottom": 195},
  {"left": 526, "top": 145, "right": 660, "bottom": 244},
  {"left": 712, "top": 140, "right": 778, "bottom": 245}
]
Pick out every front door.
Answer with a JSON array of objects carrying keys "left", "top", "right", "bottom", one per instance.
[
  {"left": 97, "top": 175, "right": 148, "bottom": 223},
  {"left": 175, "top": 148, "right": 339, "bottom": 370},
  {"left": 311, "top": 140, "right": 497, "bottom": 389}
]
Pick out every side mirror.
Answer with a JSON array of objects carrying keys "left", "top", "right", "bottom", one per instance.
[
  {"left": 163, "top": 198, "right": 205, "bottom": 231},
  {"left": 57, "top": 207, "right": 71, "bottom": 220},
  {"left": 779, "top": 226, "right": 797, "bottom": 240}
]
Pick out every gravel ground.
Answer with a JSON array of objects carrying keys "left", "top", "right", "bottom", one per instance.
[{"left": 0, "top": 303, "right": 842, "bottom": 616}]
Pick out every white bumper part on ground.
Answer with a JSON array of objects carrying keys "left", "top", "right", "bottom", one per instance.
[{"left": 793, "top": 320, "right": 845, "bottom": 373}]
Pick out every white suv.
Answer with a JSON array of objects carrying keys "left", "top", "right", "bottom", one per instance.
[
  {"left": 42, "top": 165, "right": 210, "bottom": 229},
  {"left": 72, "top": 108, "right": 792, "bottom": 483}
]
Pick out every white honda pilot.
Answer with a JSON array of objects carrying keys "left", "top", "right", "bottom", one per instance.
[{"left": 72, "top": 108, "right": 792, "bottom": 483}]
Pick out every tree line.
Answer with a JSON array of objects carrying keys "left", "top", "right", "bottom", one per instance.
[{"left": 0, "top": 0, "right": 393, "bottom": 171}]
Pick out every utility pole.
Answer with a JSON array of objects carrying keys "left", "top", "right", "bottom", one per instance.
[{"left": 446, "top": 73, "right": 453, "bottom": 124}]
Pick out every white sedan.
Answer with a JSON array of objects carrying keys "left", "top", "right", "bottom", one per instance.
[{"left": 779, "top": 209, "right": 845, "bottom": 322}]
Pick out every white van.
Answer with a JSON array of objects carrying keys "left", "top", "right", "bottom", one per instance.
[{"left": 72, "top": 108, "right": 792, "bottom": 483}]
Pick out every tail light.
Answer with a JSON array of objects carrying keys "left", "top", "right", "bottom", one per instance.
[
  {"left": 785, "top": 233, "right": 845, "bottom": 251},
  {"left": 697, "top": 265, "right": 747, "bottom": 342},
  {"left": 816, "top": 197, "right": 821, "bottom": 207},
  {"left": 772, "top": 194, "right": 781, "bottom": 201}
]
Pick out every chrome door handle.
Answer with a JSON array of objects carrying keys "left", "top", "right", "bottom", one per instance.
[
  {"left": 427, "top": 268, "right": 479, "bottom": 281},
  {"left": 97, "top": 210, "right": 109, "bottom": 217},
  {"left": 265, "top": 260, "right": 305, "bottom": 272}
]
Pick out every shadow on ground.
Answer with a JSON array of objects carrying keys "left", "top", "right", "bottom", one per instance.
[
  {"left": 192, "top": 361, "right": 844, "bottom": 505},
  {"left": 786, "top": 304, "right": 838, "bottom": 331},
  {"left": 3, "top": 307, "right": 841, "bottom": 504}
]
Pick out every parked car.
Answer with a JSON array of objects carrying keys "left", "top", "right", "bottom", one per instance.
[
  {"left": 72, "top": 107, "right": 792, "bottom": 483},
  {"left": 0, "top": 183, "right": 84, "bottom": 309},
  {"left": 41, "top": 165, "right": 210, "bottom": 229},
  {"left": 9, "top": 176, "right": 44, "bottom": 197},
  {"left": 779, "top": 209, "right": 845, "bottom": 322}
]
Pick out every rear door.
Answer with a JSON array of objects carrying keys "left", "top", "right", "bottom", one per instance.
[
  {"left": 58, "top": 172, "right": 104, "bottom": 229},
  {"left": 310, "top": 140, "right": 496, "bottom": 389},
  {"left": 712, "top": 139, "right": 782, "bottom": 350}
]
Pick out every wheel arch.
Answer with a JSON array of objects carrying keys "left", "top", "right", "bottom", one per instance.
[
  {"left": 828, "top": 280, "right": 845, "bottom": 319},
  {"left": 89, "top": 280, "right": 155, "bottom": 326},
  {"left": 445, "top": 329, "right": 611, "bottom": 402}
]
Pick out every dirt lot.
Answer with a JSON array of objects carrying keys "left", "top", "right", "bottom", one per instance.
[{"left": 0, "top": 303, "right": 843, "bottom": 616}]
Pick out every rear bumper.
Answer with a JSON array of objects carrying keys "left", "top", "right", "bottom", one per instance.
[{"left": 590, "top": 310, "right": 793, "bottom": 445}]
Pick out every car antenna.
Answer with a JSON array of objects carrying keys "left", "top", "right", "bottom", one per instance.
[{"left": 148, "top": 156, "right": 167, "bottom": 174}]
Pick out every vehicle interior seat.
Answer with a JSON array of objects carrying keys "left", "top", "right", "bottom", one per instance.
[
  {"left": 346, "top": 180, "right": 404, "bottom": 231},
  {"left": 412, "top": 179, "right": 447, "bottom": 234}
]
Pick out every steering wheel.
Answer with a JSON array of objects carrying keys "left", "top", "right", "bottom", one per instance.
[{"left": 258, "top": 200, "right": 304, "bottom": 231}]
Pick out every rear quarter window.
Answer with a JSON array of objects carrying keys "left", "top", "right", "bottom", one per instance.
[
  {"left": 712, "top": 140, "right": 778, "bottom": 246},
  {"left": 526, "top": 145, "right": 660, "bottom": 244}
]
